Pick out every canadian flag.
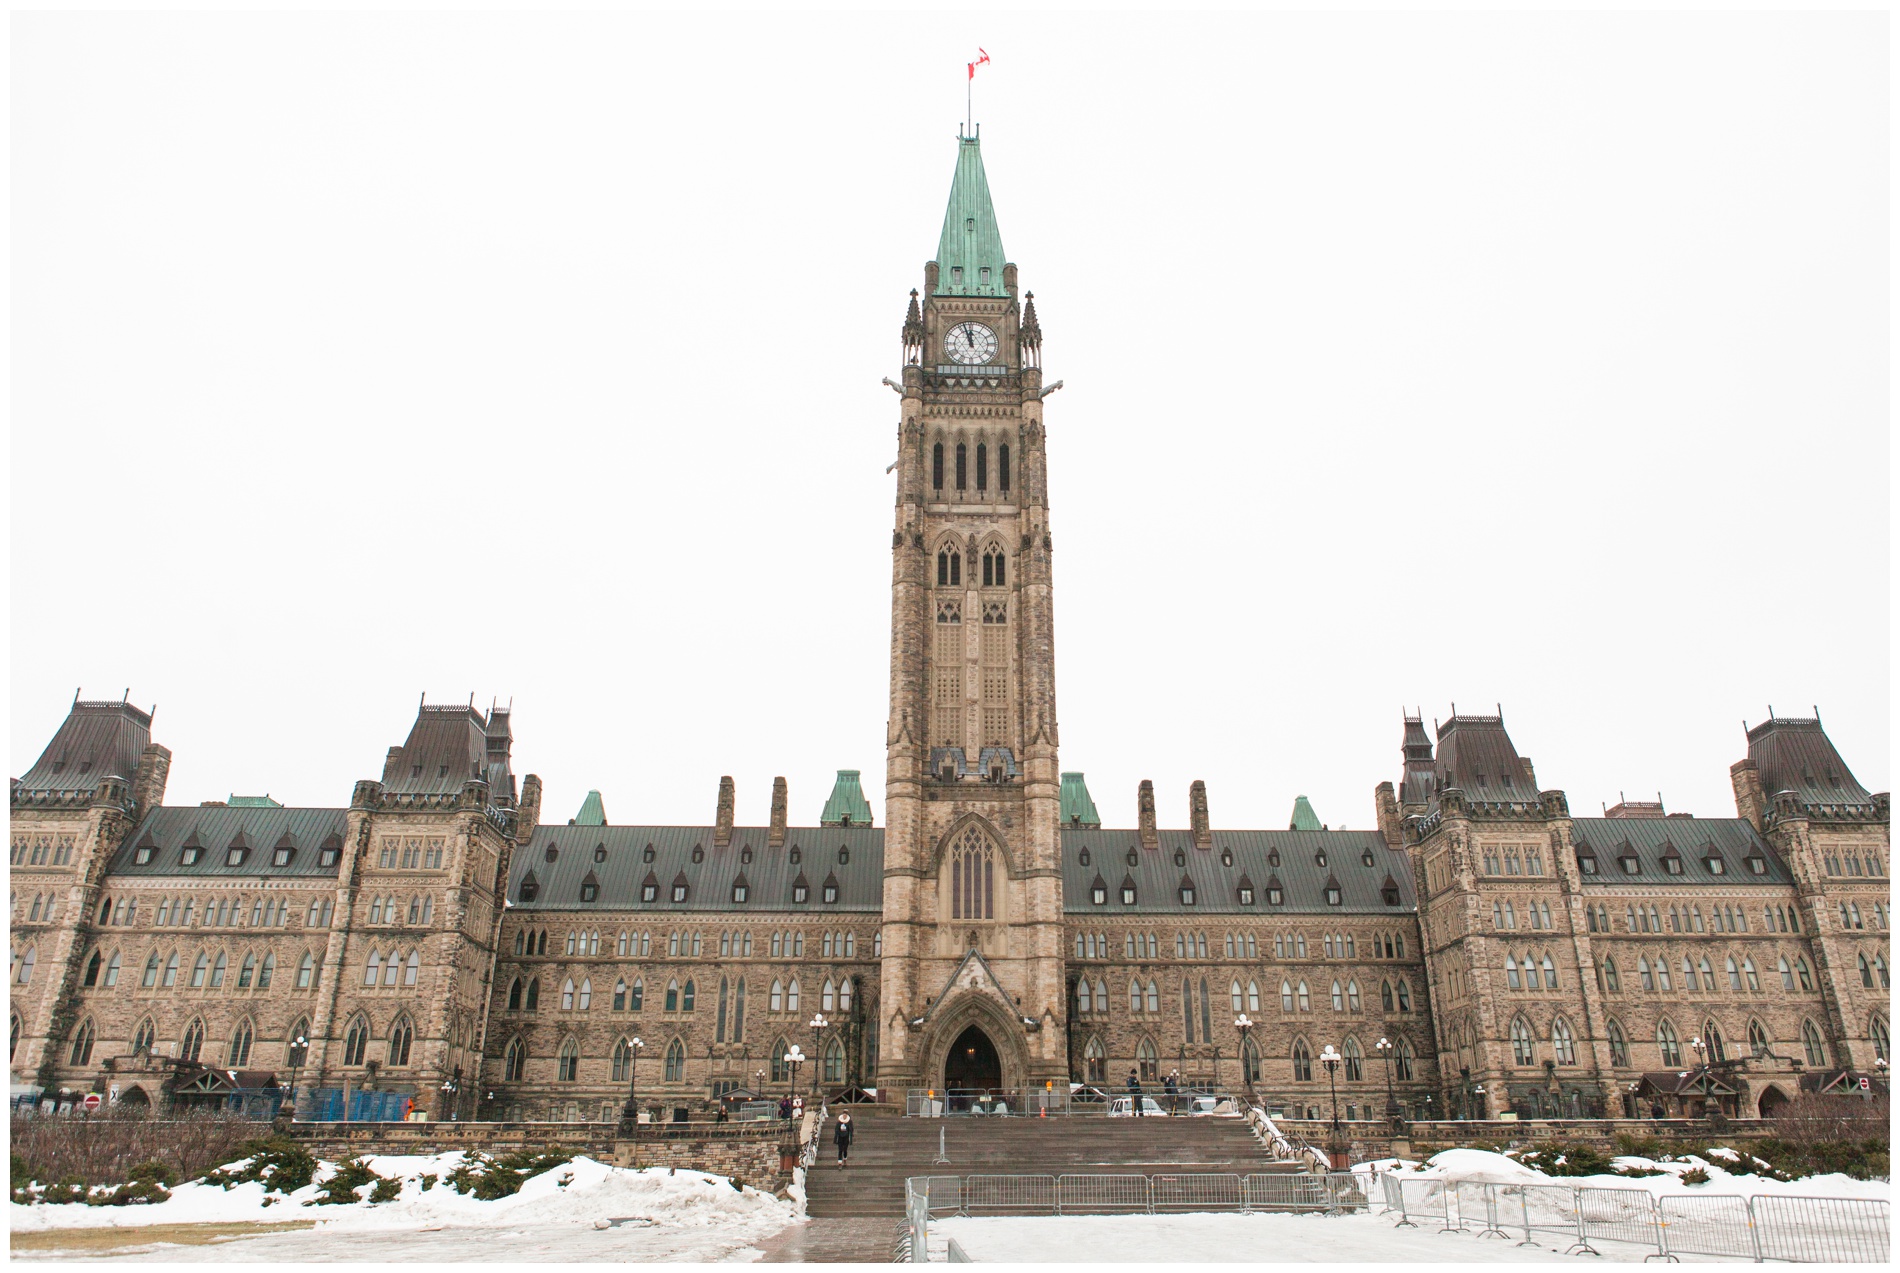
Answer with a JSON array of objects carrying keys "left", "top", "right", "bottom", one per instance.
[{"left": 968, "top": 48, "right": 990, "bottom": 80}]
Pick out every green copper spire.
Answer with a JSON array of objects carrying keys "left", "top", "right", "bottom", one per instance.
[
  {"left": 934, "top": 134, "right": 1009, "bottom": 298},
  {"left": 820, "top": 770, "right": 873, "bottom": 827},
  {"left": 1060, "top": 773, "right": 1101, "bottom": 828},
  {"left": 227, "top": 794, "right": 281, "bottom": 808},
  {"left": 572, "top": 790, "right": 606, "bottom": 826},
  {"left": 1290, "top": 795, "right": 1322, "bottom": 832}
]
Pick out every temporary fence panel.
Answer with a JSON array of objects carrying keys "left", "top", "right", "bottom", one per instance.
[
  {"left": 1395, "top": 1178, "right": 1453, "bottom": 1231},
  {"left": 946, "top": 1237, "right": 973, "bottom": 1263},
  {"left": 964, "top": 1174, "right": 1057, "bottom": 1215},
  {"left": 1750, "top": 1195, "right": 1891, "bottom": 1265},
  {"left": 1508, "top": 1183, "right": 1588, "bottom": 1251},
  {"left": 919, "top": 1175, "right": 964, "bottom": 1217},
  {"left": 1150, "top": 1173, "right": 1244, "bottom": 1213},
  {"left": 1446, "top": 1180, "right": 1506, "bottom": 1237},
  {"left": 1655, "top": 1193, "right": 1758, "bottom": 1262},
  {"left": 1323, "top": 1173, "right": 1373, "bottom": 1216},
  {"left": 1378, "top": 1172, "right": 1403, "bottom": 1215},
  {"left": 1248, "top": 1173, "right": 1333, "bottom": 1213},
  {"left": 905, "top": 1178, "right": 929, "bottom": 1264},
  {"left": 1056, "top": 1174, "right": 1151, "bottom": 1215},
  {"left": 1576, "top": 1186, "right": 1665, "bottom": 1258}
]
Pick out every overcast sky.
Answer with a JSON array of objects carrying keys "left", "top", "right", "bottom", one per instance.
[{"left": 11, "top": 10, "right": 1888, "bottom": 833}]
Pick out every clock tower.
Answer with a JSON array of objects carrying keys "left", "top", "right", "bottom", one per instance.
[{"left": 877, "top": 130, "right": 1069, "bottom": 1096}]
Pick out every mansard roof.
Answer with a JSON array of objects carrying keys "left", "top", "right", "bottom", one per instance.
[
  {"left": 1434, "top": 714, "right": 1532, "bottom": 799},
  {"left": 819, "top": 771, "right": 874, "bottom": 827},
  {"left": 1060, "top": 772, "right": 1101, "bottom": 828},
  {"left": 1060, "top": 827, "right": 1414, "bottom": 915},
  {"left": 17, "top": 697, "right": 152, "bottom": 792},
  {"left": 382, "top": 702, "right": 515, "bottom": 802},
  {"left": 1569, "top": 816, "right": 1790, "bottom": 885},
  {"left": 508, "top": 824, "right": 884, "bottom": 913},
  {"left": 105, "top": 805, "right": 349, "bottom": 878},
  {"left": 1399, "top": 714, "right": 1437, "bottom": 806},
  {"left": 1747, "top": 716, "right": 1874, "bottom": 805}
]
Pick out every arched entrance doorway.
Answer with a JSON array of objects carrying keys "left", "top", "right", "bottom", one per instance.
[
  {"left": 1758, "top": 1085, "right": 1789, "bottom": 1119},
  {"left": 943, "top": 1025, "right": 1002, "bottom": 1100}
]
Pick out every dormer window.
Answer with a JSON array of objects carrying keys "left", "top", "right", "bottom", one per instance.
[
  {"left": 1381, "top": 881, "right": 1401, "bottom": 906},
  {"left": 691, "top": 846, "right": 704, "bottom": 864},
  {"left": 1577, "top": 854, "right": 1598, "bottom": 875},
  {"left": 789, "top": 847, "right": 802, "bottom": 865},
  {"left": 545, "top": 845, "right": 558, "bottom": 863},
  {"left": 732, "top": 881, "right": 749, "bottom": 903},
  {"left": 520, "top": 871, "right": 540, "bottom": 902},
  {"left": 1663, "top": 856, "right": 1683, "bottom": 875},
  {"left": 642, "top": 844, "right": 656, "bottom": 863},
  {"left": 1121, "top": 883, "right": 1137, "bottom": 906},
  {"left": 1173, "top": 850, "right": 1186, "bottom": 867},
  {"left": 793, "top": 883, "right": 809, "bottom": 903},
  {"left": 273, "top": 847, "right": 293, "bottom": 868},
  {"left": 1619, "top": 856, "right": 1641, "bottom": 875},
  {"left": 1238, "top": 885, "right": 1255, "bottom": 905},
  {"left": 823, "top": 882, "right": 839, "bottom": 904},
  {"left": 1361, "top": 850, "right": 1375, "bottom": 867},
  {"left": 640, "top": 881, "right": 657, "bottom": 903},
  {"left": 318, "top": 846, "right": 340, "bottom": 868},
  {"left": 1221, "top": 850, "right": 1233, "bottom": 868},
  {"left": 1268, "top": 850, "right": 1281, "bottom": 868},
  {"left": 134, "top": 845, "right": 156, "bottom": 865},
  {"left": 1079, "top": 848, "right": 1091, "bottom": 867},
  {"left": 1092, "top": 884, "right": 1107, "bottom": 905},
  {"left": 1315, "top": 852, "right": 1327, "bottom": 868},
  {"left": 594, "top": 845, "right": 608, "bottom": 863},
  {"left": 741, "top": 847, "right": 753, "bottom": 864},
  {"left": 671, "top": 878, "right": 689, "bottom": 903},
  {"left": 1746, "top": 855, "right": 1766, "bottom": 876},
  {"left": 1267, "top": 886, "right": 1284, "bottom": 905},
  {"left": 181, "top": 846, "right": 202, "bottom": 866},
  {"left": 1704, "top": 856, "right": 1726, "bottom": 876},
  {"left": 581, "top": 879, "right": 599, "bottom": 902},
  {"left": 1326, "top": 886, "right": 1342, "bottom": 905},
  {"left": 1179, "top": 883, "right": 1196, "bottom": 906}
]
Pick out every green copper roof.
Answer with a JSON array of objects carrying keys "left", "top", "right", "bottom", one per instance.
[
  {"left": 933, "top": 135, "right": 1009, "bottom": 298},
  {"left": 1290, "top": 795, "right": 1322, "bottom": 832},
  {"left": 227, "top": 794, "right": 281, "bottom": 808},
  {"left": 820, "top": 770, "right": 873, "bottom": 827},
  {"left": 1060, "top": 772, "right": 1101, "bottom": 828},
  {"left": 572, "top": 790, "right": 607, "bottom": 826}
]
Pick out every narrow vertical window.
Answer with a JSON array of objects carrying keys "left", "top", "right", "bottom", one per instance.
[
  {"left": 956, "top": 443, "right": 967, "bottom": 490},
  {"left": 938, "top": 552, "right": 948, "bottom": 585},
  {"left": 951, "top": 553, "right": 961, "bottom": 586},
  {"left": 998, "top": 444, "right": 1010, "bottom": 492},
  {"left": 932, "top": 443, "right": 943, "bottom": 490},
  {"left": 976, "top": 443, "right": 987, "bottom": 491}
]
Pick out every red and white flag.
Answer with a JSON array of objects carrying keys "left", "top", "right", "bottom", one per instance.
[{"left": 968, "top": 48, "right": 990, "bottom": 80}]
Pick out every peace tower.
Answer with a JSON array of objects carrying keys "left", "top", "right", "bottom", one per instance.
[{"left": 876, "top": 130, "right": 1070, "bottom": 1094}]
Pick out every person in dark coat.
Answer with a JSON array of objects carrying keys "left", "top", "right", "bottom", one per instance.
[
  {"left": 779, "top": 1095, "right": 793, "bottom": 1121},
  {"left": 833, "top": 1111, "right": 854, "bottom": 1168},
  {"left": 1127, "top": 1069, "right": 1144, "bottom": 1117},
  {"left": 1164, "top": 1071, "right": 1179, "bottom": 1114}
]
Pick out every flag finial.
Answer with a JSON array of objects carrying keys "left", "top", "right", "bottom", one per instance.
[{"left": 966, "top": 48, "right": 990, "bottom": 134}]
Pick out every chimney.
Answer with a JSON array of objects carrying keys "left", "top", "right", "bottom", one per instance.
[
  {"left": 714, "top": 775, "right": 735, "bottom": 848},
  {"left": 1138, "top": 779, "right": 1158, "bottom": 850},
  {"left": 1189, "top": 780, "right": 1211, "bottom": 849},
  {"left": 133, "top": 744, "right": 172, "bottom": 818},
  {"left": 769, "top": 776, "right": 788, "bottom": 848},
  {"left": 516, "top": 774, "right": 544, "bottom": 845},
  {"left": 1374, "top": 781, "right": 1403, "bottom": 849},
  {"left": 1731, "top": 759, "right": 1765, "bottom": 832},
  {"left": 1519, "top": 757, "right": 1538, "bottom": 792}
]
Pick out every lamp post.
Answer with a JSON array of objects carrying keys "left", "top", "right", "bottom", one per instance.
[
  {"left": 1375, "top": 1036, "right": 1399, "bottom": 1127},
  {"left": 617, "top": 1036, "right": 645, "bottom": 1136},
  {"left": 439, "top": 1070, "right": 459, "bottom": 1123},
  {"left": 808, "top": 1013, "right": 828, "bottom": 1097},
  {"left": 1234, "top": 1015, "right": 1256, "bottom": 1100},
  {"left": 1318, "top": 1044, "right": 1344, "bottom": 1168},
  {"left": 286, "top": 1032, "right": 308, "bottom": 1122},
  {"left": 1688, "top": 1036, "right": 1709, "bottom": 1117},
  {"left": 783, "top": 1045, "right": 805, "bottom": 1102},
  {"left": 1472, "top": 1082, "right": 1486, "bottom": 1121}
]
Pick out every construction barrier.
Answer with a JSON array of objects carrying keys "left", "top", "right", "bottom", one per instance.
[
  {"left": 1055, "top": 1173, "right": 1151, "bottom": 1214},
  {"left": 1748, "top": 1194, "right": 1891, "bottom": 1264}
]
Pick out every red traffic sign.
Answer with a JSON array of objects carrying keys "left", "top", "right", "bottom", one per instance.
[
  {"left": 1859, "top": 1076, "right": 1871, "bottom": 1091},
  {"left": 82, "top": 1093, "right": 102, "bottom": 1111}
]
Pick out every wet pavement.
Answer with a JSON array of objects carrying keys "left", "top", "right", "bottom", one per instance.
[{"left": 752, "top": 1217, "right": 903, "bottom": 1262}]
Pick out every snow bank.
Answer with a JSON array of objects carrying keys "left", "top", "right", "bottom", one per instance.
[
  {"left": 1365, "top": 1147, "right": 1889, "bottom": 1201},
  {"left": 9, "top": 1152, "right": 801, "bottom": 1237}
]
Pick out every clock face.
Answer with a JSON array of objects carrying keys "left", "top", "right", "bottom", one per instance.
[{"left": 944, "top": 322, "right": 999, "bottom": 365}]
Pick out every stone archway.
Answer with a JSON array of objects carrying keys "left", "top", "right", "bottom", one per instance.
[
  {"left": 920, "top": 989, "right": 1030, "bottom": 1101},
  {"left": 1757, "top": 1084, "right": 1789, "bottom": 1119},
  {"left": 944, "top": 1025, "right": 1003, "bottom": 1095}
]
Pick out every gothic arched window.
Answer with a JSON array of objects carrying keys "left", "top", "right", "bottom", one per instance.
[
  {"left": 505, "top": 1037, "right": 526, "bottom": 1081},
  {"left": 181, "top": 1017, "right": 205, "bottom": 1063},
  {"left": 949, "top": 826, "right": 996, "bottom": 920},
  {"left": 932, "top": 442, "right": 943, "bottom": 490},
  {"left": 998, "top": 443, "right": 1010, "bottom": 493},
  {"left": 612, "top": 1037, "right": 635, "bottom": 1082},
  {"left": 1552, "top": 1017, "right": 1577, "bottom": 1065},
  {"left": 558, "top": 1037, "right": 580, "bottom": 1081},
  {"left": 664, "top": 1037, "right": 686, "bottom": 1082},
  {"left": 975, "top": 442, "right": 988, "bottom": 491},
  {"left": 69, "top": 1018, "right": 95, "bottom": 1066},
  {"left": 226, "top": 1018, "right": 253, "bottom": 1067},
  {"left": 1606, "top": 1017, "right": 1629, "bottom": 1067},
  {"left": 955, "top": 442, "right": 967, "bottom": 491},
  {"left": 1509, "top": 1016, "right": 1535, "bottom": 1066},
  {"left": 389, "top": 1016, "right": 413, "bottom": 1067},
  {"left": 343, "top": 1015, "right": 370, "bottom": 1067},
  {"left": 1291, "top": 1038, "right": 1312, "bottom": 1082}
]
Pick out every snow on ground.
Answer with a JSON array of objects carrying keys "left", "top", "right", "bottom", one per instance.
[
  {"left": 1362, "top": 1148, "right": 1890, "bottom": 1202},
  {"left": 934, "top": 1212, "right": 1577, "bottom": 1263},
  {"left": 10, "top": 1151, "right": 801, "bottom": 1261}
]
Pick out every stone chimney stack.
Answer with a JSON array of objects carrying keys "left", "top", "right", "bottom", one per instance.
[
  {"left": 714, "top": 776, "right": 736, "bottom": 847},
  {"left": 517, "top": 774, "right": 544, "bottom": 845},
  {"left": 1730, "top": 759, "right": 1766, "bottom": 832},
  {"left": 769, "top": 777, "right": 788, "bottom": 848},
  {"left": 133, "top": 744, "right": 172, "bottom": 818},
  {"left": 1138, "top": 779, "right": 1158, "bottom": 850},
  {"left": 1189, "top": 780, "right": 1211, "bottom": 849}
]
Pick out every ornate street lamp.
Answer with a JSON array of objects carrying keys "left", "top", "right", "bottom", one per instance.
[
  {"left": 1472, "top": 1082, "right": 1487, "bottom": 1121},
  {"left": 808, "top": 1013, "right": 829, "bottom": 1097},
  {"left": 439, "top": 1068, "right": 460, "bottom": 1123},
  {"left": 783, "top": 1044, "right": 805, "bottom": 1101},
  {"left": 286, "top": 1032, "right": 309, "bottom": 1121},
  {"left": 1318, "top": 1044, "right": 1344, "bottom": 1167},
  {"left": 617, "top": 1036, "right": 645, "bottom": 1136},
  {"left": 1234, "top": 1015, "right": 1255, "bottom": 1100},
  {"left": 1375, "top": 1036, "right": 1399, "bottom": 1127}
]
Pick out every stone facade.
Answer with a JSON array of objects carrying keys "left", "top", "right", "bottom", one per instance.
[{"left": 9, "top": 133, "right": 1889, "bottom": 1127}]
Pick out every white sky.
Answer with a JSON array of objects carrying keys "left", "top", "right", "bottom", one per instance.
[{"left": 11, "top": 9, "right": 1889, "bottom": 832}]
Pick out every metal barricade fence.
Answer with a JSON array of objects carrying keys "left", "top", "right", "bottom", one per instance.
[
  {"left": 1056, "top": 1173, "right": 1151, "bottom": 1214},
  {"left": 1511, "top": 1182, "right": 1588, "bottom": 1252},
  {"left": 904, "top": 1177, "right": 929, "bottom": 1264},
  {"left": 1150, "top": 1173, "right": 1244, "bottom": 1213},
  {"left": 1322, "top": 1172, "right": 1372, "bottom": 1215},
  {"left": 1749, "top": 1195, "right": 1891, "bottom": 1264},
  {"left": 963, "top": 1173, "right": 1057, "bottom": 1215},
  {"left": 1448, "top": 1180, "right": 1503, "bottom": 1236},
  {"left": 1379, "top": 1172, "right": 1403, "bottom": 1217},
  {"left": 1577, "top": 1185, "right": 1666, "bottom": 1258},
  {"left": 919, "top": 1175, "right": 964, "bottom": 1217},
  {"left": 1396, "top": 1177, "right": 1452, "bottom": 1231},
  {"left": 1249, "top": 1173, "right": 1332, "bottom": 1213},
  {"left": 1655, "top": 1194, "right": 1757, "bottom": 1262}
]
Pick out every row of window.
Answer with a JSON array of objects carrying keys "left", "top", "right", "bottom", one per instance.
[
  {"left": 930, "top": 441, "right": 1011, "bottom": 494},
  {"left": 1590, "top": 901, "right": 1805, "bottom": 937},
  {"left": 1578, "top": 848, "right": 1762, "bottom": 877},
  {"left": 14, "top": 891, "right": 336, "bottom": 932},
  {"left": 1080, "top": 975, "right": 1415, "bottom": 1018},
  {"left": 376, "top": 837, "right": 448, "bottom": 870},
  {"left": 503, "top": 1030, "right": 856, "bottom": 1086},
  {"left": 1599, "top": 952, "right": 1820, "bottom": 995},
  {"left": 1492, "top": 899, "right": 1557, "bottom": 931},
  {"left": 505, "top": 972, "right": 856, "bottom": 1018},
  {"left": 1502, "top": 952, "right": 1561, "bottom": 991},
  {"left": 510, "top": 928, "right": 879, "bottom": 960},
  {"left": 1838, "top": 900, "right": 1888, "bottom": 930},
  {"left": 10, "top": 943, "right": 325, "bottom": 994},
  {"left": 1076, "top": 1033, "right": 1421, "bottom": 1085},
  {"left": 1071, "top": 930, "right": 1407, "bottom": 962},
  {"left": 10, "top": 835, "right": 77, "bottom": 866},
  {"left": 1822, "top": 851, "right": 1886, "bottom": 878},
  {"left": 1480, "top": 846, "right": 1546, "bottom": 876},
  {"left": 1084, "top": 879, "right": 1380, "bottom": 908}
]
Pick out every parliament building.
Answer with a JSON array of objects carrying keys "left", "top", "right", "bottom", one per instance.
[{"left": 9, "top": 133, "right": 1891, "bottom": 1125}]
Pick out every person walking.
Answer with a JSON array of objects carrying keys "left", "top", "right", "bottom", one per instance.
[
  {"left": 1164, "top": 1071, "right": 1179, "bottom": 1115},
  {"left": 833, "top": 1111, "right": 854, "bottom": 1168},
  {"left": 1127, "top": 1068, "right": 1144, "bottom": 1117}
]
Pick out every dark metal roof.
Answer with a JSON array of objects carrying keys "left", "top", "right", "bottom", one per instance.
[
  {"left": 1399, "top": 715, "right": 1437, "bottom": 805},
  {"left": 1061, "top": 828, "right": 1415, "bottom": 915},
  {"left": 508, "top": 824, "right": 885, "bottom": 913},
  {"left": 17, "top": 699, "right": 152, "bottom": 791},
  {"left": 105, "top": 806, "right": 349, "bottom": 878},
  {"left": 1434, "top": 715, "right": 1534, "bottom": 800},
  {"left": 381, "top": 703, "right": 515, "bottom": 800},
  {"left": 1746, "top": 717, "right": 1873, "bottom": 804},
  {"left": 1570, "top": 817, "right": 1790, "bottom": 886}
]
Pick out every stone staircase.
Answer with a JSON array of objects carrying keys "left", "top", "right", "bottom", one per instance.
[{"left": 803, "top": 1108, "right": 1305, "bottom": 1218}]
